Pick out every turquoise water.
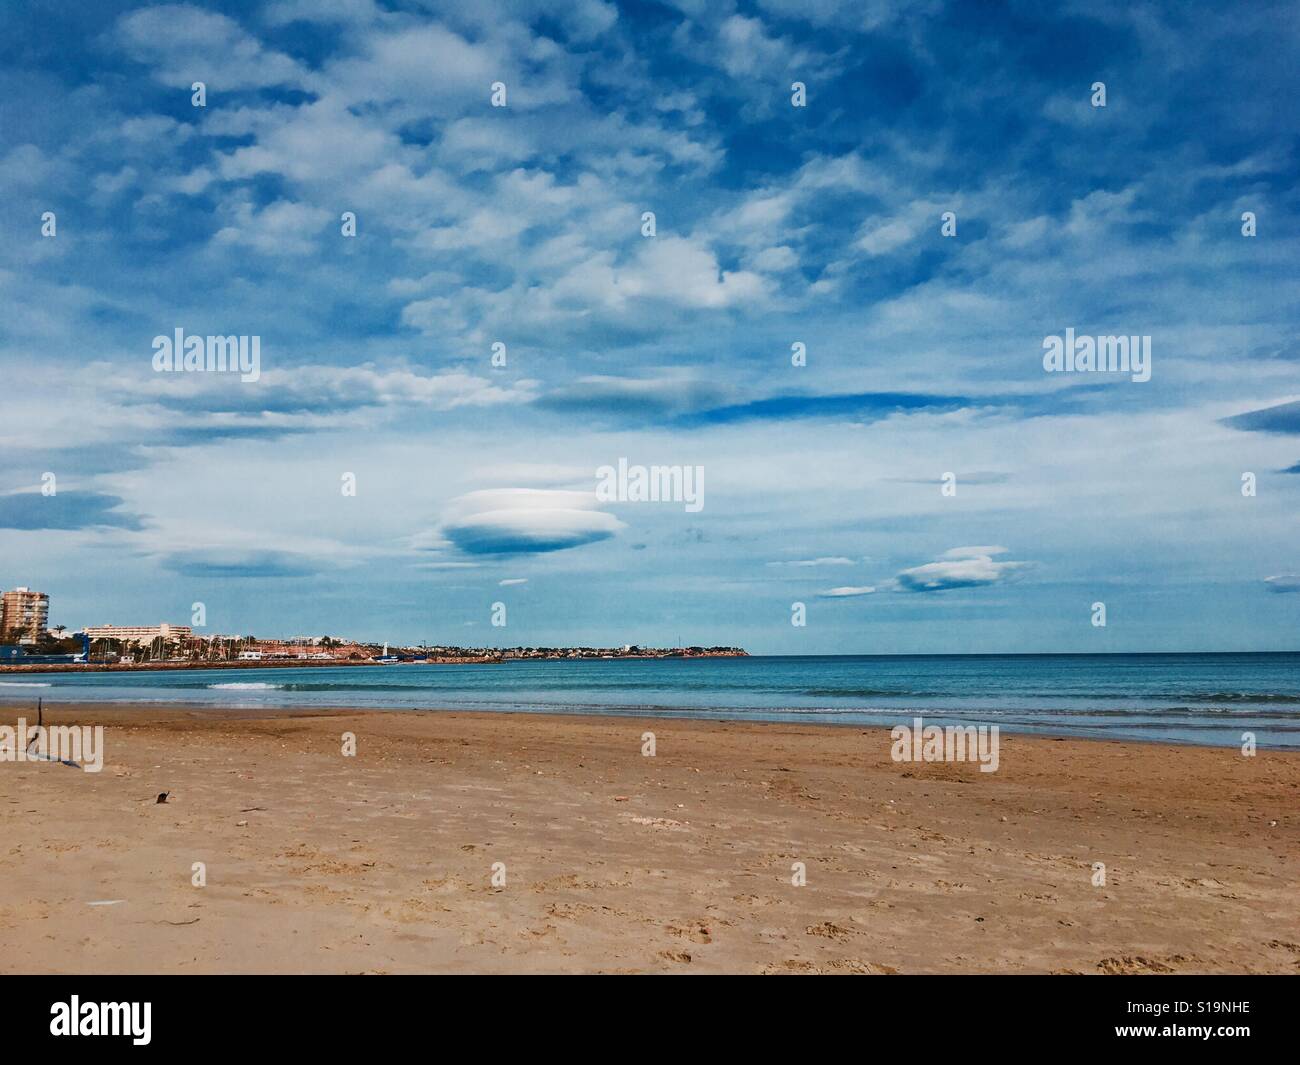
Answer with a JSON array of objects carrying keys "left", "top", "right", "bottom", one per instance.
[{"left": 3, "top": 653, "right": 1299, "bottom": 748}]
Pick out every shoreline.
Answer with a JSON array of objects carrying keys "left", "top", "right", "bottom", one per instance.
[
  {"left": 0, "top": 697, "right": 1291, "bottom": 752},
  {"left": 0, "top": 651, "right": 748, "bottom": 674},
  {"left": 2, "top": 702, "right": 1296, "bottom": 973}
]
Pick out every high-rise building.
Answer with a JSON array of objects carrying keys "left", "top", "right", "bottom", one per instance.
[{"left": 1, "top": 587, "right": 50, "bottom": 644}]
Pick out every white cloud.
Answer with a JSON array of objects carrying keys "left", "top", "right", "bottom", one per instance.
[
  {"left": 718, "top": 15, "right": 797, "bottom": 77},
  {"left": 895, "top": 549, "right": 1029, "bottom": 592},
  {"left": 749, "top": 245, "right": 799, "bottom": 272},
  {"left": 212, "top": 199, "right": 332, "bottom": 255},
  {"left": 325, "top": 23, "right": 574, "bottom": 113},
  {"left": 216, "top": 99, "right": 401, "bottom": 186},
  {"left": 854, "top": 199, "right": 949, "bottom": 257},
  {"left": 610, "top": 236, "right": 771, "bottom": 310},
  {"left": 437, "top": 118, "right": 538, "bottom": 171},
  {"left": 117, "top": 5, "right": 308, "bottom": 89},
  {"left": 437, "top": 489, "right": 624, "bottom": 555},
  {"left": 536, "top": 0, "right": 618, "bottom": 42}
]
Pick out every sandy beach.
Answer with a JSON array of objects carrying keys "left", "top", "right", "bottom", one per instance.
[{"left": 1, "top": 703, "right": 1296, "bottom": 974}]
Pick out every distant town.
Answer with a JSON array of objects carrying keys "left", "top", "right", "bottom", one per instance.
[{"left": 0, "top": 586, "right": 746, "bottom": 670}]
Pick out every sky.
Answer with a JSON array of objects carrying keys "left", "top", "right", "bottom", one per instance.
[{"left": 1, "top": 0, "right": 1297, "bottom": 653}]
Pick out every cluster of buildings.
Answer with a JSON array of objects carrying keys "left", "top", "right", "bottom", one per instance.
[
  {"left": 0, "top": 596, "right": 375, "bottom": 663},
  {"left": 0, "top": 591, "right": 390, "bottom": 664},
  {"left": 0, "top": 586, "right": 195, "bottom": 659},
  {"left": 0, "top": 588, "right": 390, "bottom": 664},
  {"left": 1, "top": 586, "right": 746, "bottom": 667},
  {"left": 81, "top": 630, "right": 376, "bottom": 663},
  {"left": 500, "top": 645, "right": 747, "bottom": 659}
]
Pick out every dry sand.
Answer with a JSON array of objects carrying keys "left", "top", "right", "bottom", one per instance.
[{"left": 1, "top": 704, "right": 1296, "bottom": 974}]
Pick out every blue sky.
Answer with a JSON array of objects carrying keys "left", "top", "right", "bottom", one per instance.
[{"left": 1, "top": 0, "right": 1297, "bottom": 652}]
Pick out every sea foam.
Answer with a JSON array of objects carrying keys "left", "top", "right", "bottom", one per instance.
[{"left": 207, "top": 682, "right": 282, "bottom": 690}]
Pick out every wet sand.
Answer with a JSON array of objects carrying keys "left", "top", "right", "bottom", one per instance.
[{"left": 1, "top": 704, "right": 1296, "bottom": 973}]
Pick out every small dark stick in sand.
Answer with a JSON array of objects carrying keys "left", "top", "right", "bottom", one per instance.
[{"left": 27, "top": 697, "right": 43, "bottom": 753}]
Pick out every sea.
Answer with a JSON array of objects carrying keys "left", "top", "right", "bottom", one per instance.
[{"left": 2, "top": 652, "right": 1299, "bottom": 749}]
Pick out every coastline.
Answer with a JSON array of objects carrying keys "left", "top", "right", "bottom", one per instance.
[
  {"left": 2, "top": 703, "right": 1295, "bottom": 974},
  {"left": 0, "top": 650, "right": 748, "bottom": 673},
  {"left": 1, "top": 686, "right": 1294, "bottom": 752},
  {"left": 5, "top": 653, "right": 1297, "bottom": 755}
]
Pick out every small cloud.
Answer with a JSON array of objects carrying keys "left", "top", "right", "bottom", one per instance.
[
  {"left": 818, "top": 585, "right": 876, "bottom": 598},
  {"left": 855, "top": 218, "right": 916, "bottom": 256},
  {"left": 749, "top": 245, "right": 798, "bottom": 272},
  {"left": 212, "top": 199, "right": 332, "bottom": 256},
  {"left": 717, "top": 14, "right": 803, "bottom": 78},
  {"left": 895, "top": 548, "right": 1029, "bottom": 593},
  {"left": 436, "top": 489, "right": 624, "bottom": 556},
  {"left": 1264, "top": 574, "right": 1300, "bottom": 593},
  {"left": 162, "top": 550, "right": 322, "bottom": 578}
]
